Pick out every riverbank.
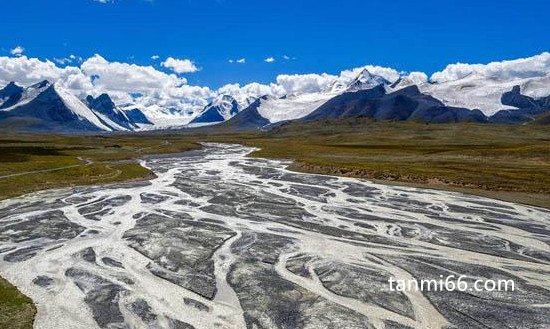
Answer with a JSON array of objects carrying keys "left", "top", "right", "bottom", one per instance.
[
  {"left": 201, "top": 121, "right": 549, "bottom": 208},
  {"left": 0, "top": 134, "right": 200, "bottom": 329}
]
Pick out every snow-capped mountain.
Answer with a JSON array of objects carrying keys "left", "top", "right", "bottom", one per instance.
[
  {"left": 346, "top": 68, "right": 390, "bottom": 92},
  {"left": 0, "top": 82, "right": 24, "bottom": 109},
  {"left": 2, "top": 53, "right": 550, "bottom": 133},
  {"left": 190, "top": 95, "right": 240, "bottom": 124},
  {"left": 416, "top": 74, "right": 550, "bottom": 115},
  {"left": 301, "top": 84, "right": 487, "bottom": 123},
  {"left": 0, "top": 81, "right": 151, "bottom": 132},
  {"left": 223, "top": 65, "right": 550, "bottom": 129},
  {"left": 490, "top": 86, "right": 550, "bottom": 123},
  {"left": 225, "top": 68, "right": 398, "bottom": 127},
  {"left": 221, "top": 96, "right": 271, "bottom": 130},
  {"left": 0, "top": 80, "right": 51, "bottom": 111},
  {"left": 85, "top": 94, "right": 139, "bottom": 130}
]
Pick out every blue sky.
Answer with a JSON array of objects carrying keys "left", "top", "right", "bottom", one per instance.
[{"left": 2, "top": 0, "right": 549, "bottom": 88}]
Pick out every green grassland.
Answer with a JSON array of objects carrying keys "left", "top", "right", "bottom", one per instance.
[
  {"left": 0, "top": 277, "right": 35, "bottom": 329},
  {"left": 0, "top": 134, "right": 199, "bottom": 200}
]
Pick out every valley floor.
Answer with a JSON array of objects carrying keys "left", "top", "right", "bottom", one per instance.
[
  {"left": 1, "top": 144, "right": 549, "bottom": 329},
  {"left": 0, "top": 121, "right": 549, "bottom": 328},
  {"left": 202, "top": 121, "right": 550, "bottom": 209}
]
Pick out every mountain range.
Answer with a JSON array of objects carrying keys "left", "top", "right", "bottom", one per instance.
[
  {"left": 0, "top": 81, "right": 151, "bottom": 132},
  {"left": 1, "top": 66, "right": 549, "bottom": 132}
]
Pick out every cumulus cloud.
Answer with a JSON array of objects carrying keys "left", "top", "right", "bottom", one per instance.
[
  {"left": 265, "top": 57, "right": 275, "bottom": 63},
  {"left": 431, "top": 52, "right": 550, "bottom": 83},
  {"left": 82, "top": 55, "right": 212, "bottom": 115},
  {"left": 0, "top": 56, "right": 92, "bottom": 95},
  {"left": 276, "top": 73, "right": 337, "bottom": 94},
  {"left": 10, "top": 46, "right": 24, "bottom": 57},
  {"left": 403, "top": 71, "right": 429, "bottom": 84},
  {"left": 161, "top": 57, "right": 199, "bottom": 74},
  {"left": 82, "top": 54, "right": 187, "bottom": 93},
  {"left": 217, "top": 82, "right": 285, "bottom": 101},
  {"left": 151, "top": 55, "right": 160, "bottom": 60}
]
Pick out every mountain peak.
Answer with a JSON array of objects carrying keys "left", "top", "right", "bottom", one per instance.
[
  {"left": 30, "top": 80, "right": 52, "bottom": 90},
  {"left": 346, "top": 68, "right": 390, "bottom": 92},
  {"left": 190, "top": 94, "right": 240, "bottom": 124},
  {"left": 0, "top": 82, "right": 25, "bottom": 109}
]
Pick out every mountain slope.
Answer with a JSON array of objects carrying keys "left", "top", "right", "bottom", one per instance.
[
  {"left": 0, "top": 83, "right": 113, "bottom": 132},
  {"left": 419, "top": 74, "right": 550, "bottom": 115},
  {"left": 0, "top": 82, "right": 24, "bottom": 109},
  {"left": 221, "top": 96, "right": 271, "bottom": 129},
  {"left": 346, "top": 68, "right": 390, "bottom": 92},
  {"left": 124, "top": 108, "right": 153, "bottom": 125},
  {"left": 490, "top": 86, "right": 550, "bottom": 124},
  {"left": 86, "top": 94, "right": 139, "bottom": 130},
  {"left": 302, "top": 85, "right": 487, "bottom": 123},
  {"left": 190, "top": 95, "right": 240, "bottom": 124}
]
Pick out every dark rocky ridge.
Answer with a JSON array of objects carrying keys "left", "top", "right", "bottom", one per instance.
[{"left": 302, "top": 85, "right": 487, "bottom": 124}]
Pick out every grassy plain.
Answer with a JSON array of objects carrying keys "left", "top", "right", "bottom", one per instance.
[{"left": 0, "top": 134, "right": 199, "bottom": 200}]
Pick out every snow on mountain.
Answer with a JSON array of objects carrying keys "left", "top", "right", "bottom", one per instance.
[
  {"left": 123, "top": 104, "right": 193, "bottom": 129},
  {"left": 0, "top": 82, "right": 114, "bottom": 132},
  {"left": 52, "top": 84, "right": 114, "bottom": 131},
  {"left": 255, "top": 69, "right": 389, "bottom": 123},
  {"left": 190, "top": 94, "right": 240, "bottom": 124},
  {"left": 324, "top": 79, "right": 348, "bottom": 94},
  {"left": 86, "top": 94, "right": 140, "bottom": 130},
  {"left": 208, "top": 95, "right": 239, "bottom": 120},
  {"left": 346, "top": 68, "right": 390, "bottom": 92},
  {"left": 0, "top": 81, "right": 153, "bottom": 132},
  {"left": 1, "top": 80, "right": 52, "bottom": 111},
  {"left": 419, "top": 74, "right": 550, "bottom": 115},
  {"left": 256, "top": 92, "right": 337, "bottom": 123},
  {"left": 0, "top": 82, "right": 24, "bottom": 109}
]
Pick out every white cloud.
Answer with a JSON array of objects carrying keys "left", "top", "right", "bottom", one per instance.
[
  {"left": 94, "top": 0, "right": 111, "bottom": 3},
  {"left": 217, "top": 82, "right": 285, "bottom": 101},
  {"left": 276, "top": 73, "right": 337, "bottom": 94},
  {"left": 431, "top": 52, "right": 550, "bottom": 83},
  {"left": 82, "top": 54, "right": 187, "bottom": 93},
  {"left": 10, "top": 46, "right": 24, "bottom": 57},
  {"left": 81, "top": 54, "right": 212, "bottom": 116},
  {"left": 404, "top": 71, "right": 429, "bottom": 84},
  {"left": 265, "top": 57, "right": 275, "bottom": 63},
  {"left": 161, "top": 57, "right": 199, "bottom": 74},
  {"left": 229, "top": 58, "right": 246, "bottom": 64},
  {"left": 151, "top": 55, "right": 160, "bottom": 60},
  {"left": 0, "top": 56, "right": 92, "bottom": 95}
]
